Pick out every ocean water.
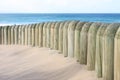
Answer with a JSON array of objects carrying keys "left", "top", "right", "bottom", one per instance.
[{"left": 0, "top": 13, "right": 120, "bottom": 25}]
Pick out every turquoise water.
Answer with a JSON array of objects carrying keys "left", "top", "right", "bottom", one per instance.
[{"left": 0, "top": 13, "right": 120, "bottom": 25}]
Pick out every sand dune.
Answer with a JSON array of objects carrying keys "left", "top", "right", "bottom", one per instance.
[{"left": 0, "top": 45, "right": 99, "bottom": 80}]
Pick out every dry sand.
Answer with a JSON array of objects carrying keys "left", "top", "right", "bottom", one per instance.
[{"left": 0, "top": 45, "right": 101, "bottom": 80}]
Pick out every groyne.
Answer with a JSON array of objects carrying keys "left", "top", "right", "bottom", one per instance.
[{"left": 0, "top": 21, "right": 120, "bottom": 80}]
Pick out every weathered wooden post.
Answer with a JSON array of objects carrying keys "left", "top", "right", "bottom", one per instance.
[
  {"left": 63, "top": 21, "right": 71, "bottom": 57},
  {"left": 114, "top": 25, "right": 120, "bottom": 80},
  {"left": 14, "top": 25, "right": 19, "bottom": 45},
  {"left": 103, "top": 23, "right": 119, "bottom": 80},
  {"left": 13, "top": 25, "right": 17, "bottom": 45},
  {"left": 11, "top": 25, "right": 14, "bottom": 44},
  {"left": 39, "top": 23, "right": 44, "bottom": 47},
  {"left": 87, "top": 23, "right": 101, "bottom": 70},
  {"left": 3, "top": 26, "right": 6, "bottom": 44},
  {"left": 46, "top": 22, "right": 49, "bottom": 47},
  {"left": 54, "top": 22, "right": 60, "bottom": 50},
  {"left": 35, "top": 23, "right": 39, "bottom": 46},
  {"left": 31, "top": 24, "right": 36, "bottom": 46},
  {"left": 68, "top": 21, "right": 79, "bottom": 57},
  {"left": 79, "top": 22, "right": 92, "bottom": 64},
  {"left": 1, "top": 27, "right": 4, "bottom": 44},
  {"left": 27, "top": 24, "right": 30, "bottom": 45},
  {"left": 4, "top": 26, "right": 9, "bottom": 45},
  {"left": 18, "top": 25, "right": 22, "bottom": 45},
  {"left": 7, "top": 26, "right": 11, "bottom": 45},
  {"left": 95, "top": 23, "right": 109, "bottom": 78},
  {"left": 50, "top": 22, "right": 56, "bottom": 49},
  {"left": 74, "top": 22, "right": 85, "bottom": 61},
  {"left": 45, "top": 22, "right": 48, "bottom": 47},
  {"left": 21, "top": 25, "right": 25, "bottom": 45},
  {"left": 46, "top": 22, "right": 52, "bottom": 48},
  {"left": 28, "top": 24, "right": 32, "bottom": 46},
  {"left": 24, "top": 24, "right": 28, "bottom": 45},
  {"left": 58, "top": 21, "right": 65, "bottom": 53},
  {"left": 43, "top": 22, "right": 48, "bottom": 47}
]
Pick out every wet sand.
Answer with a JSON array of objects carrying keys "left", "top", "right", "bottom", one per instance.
[{"left": 0, "top": 45, "right": 100, "bottom": 80}]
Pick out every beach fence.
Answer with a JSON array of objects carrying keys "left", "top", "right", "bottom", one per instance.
[{"left": 0, "top": 21, "right": 120, "bottom": 80}]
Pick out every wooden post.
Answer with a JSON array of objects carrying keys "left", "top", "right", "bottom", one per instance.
[
  {"left": 50, "top": 22, "right": 56, "bottom": 49},
  {"left": 4, "top": 26, "right": 6, "bottom": 44},
  {"left": 114, "top": 25, "right": 120, "bottom": 80},
  {"left": 87, "top": 23, "right": 101, "bottom": 70},
  {"left": 68, "top": 21, "right": 79, "bottom": 57},
  {"left": 21, "top": 25, "right": 25, "bottom": 45},
  {"left": 39, "top": 23, "right": 44, "bottom": 47},
  {"left": 31, "top": 24, "right": 36, "bottom": 46},
  {"left": 103, "top": 23, "right": 119, "bottom": 80},
  {"left": 28, "top": 24, "right": 32, "bottom": 46},
  {"left": 46, "top": 22, "right": 52, "bottom": 48},
  {"left": 63, "top": 21, "right": 71, "bottom": 57},
  {"left": 7, "top": 26, "right": 11, "bottom": 45},
  {"left": 14, "top": 25, "right": 19, "bottom": 45},
  {"left": 18, "top": 25, "right": 22, "bottom": 45},
  {"left": 45, "top": 22, "right": 49, "bottom": 47},
  {"left": 43, "top": 22, "right": 48, "bottom": 47},
  {"left": 79, "top": 22, "right": 92, "bottom": 64},
  {"left": 24, "top": 24, "right": 29, "bottom": 45},
  {"left": 1, "top": 27, "right": 4, "bottom": 44},
  {"left": 11, "top": 25, "right": 14, "bottom": 45},
  {"left": 95, "top": 23, "right": 109, "bottom": 78},
  {"left": 74, "top": 22, "right": 86, "bottom": 61},
  {"left": 58, "top": 22, "right": 65, "bottom": 53},
  {"left": 54, "top": 22, "right": 60, "bottom": 50},
  {"left": 27, "top": 24, "right": 30, "bottom": 45},
  {"left": 3, "top": 26, "right": 6, "bottom": 44},
  {"left": 35, "top": 23, "right": 39, "bottom": 46}
]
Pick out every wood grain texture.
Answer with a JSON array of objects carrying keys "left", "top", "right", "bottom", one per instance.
[
  {"left": 87, "top": 23, "right": 101, "bottom": 70},
  {"left": 103, "top": 23, "right": 120, "bottom": 80},
  {"left": 53, "top": 22, "right": 60, "bottom": 50},
  {"left": 24, "top": 24, "right": 29, "bottom": 45},
  {"left": 10, "top": 26, "right": 14, "bottom": 44},
  {"left": 21, "top": 25, "right": 25, "bottom": 45},
  {"left": 50, "top": 22, "right": 56, "bottom": 49},
  {"left": 34, "top": 24, "right": 39, "bottom": 46},
  {"left": 38, "top": 23, "right": 44, "bottom": 47},
  {"left": 63, "top": 21, "right": 71, "bottom": 57},
  {"left": 58, "top": 22, "right": 65, "bottom": 53},
  {"left": 74, "top": 22, "right": 86, "bottom": 61},
  {"left": 31, "top": 24, "right": 36, "bottom": 46},
  {"left": 14, "top": 25, "right": 18, "bottom": 45},
  {"left": 46, "top": 22, "right": 52, "bottom": 48},
  {"left": 114, "top": 26, "right": 120, "bottom": 80},
  {"left": 1, "top": 27, "right": 4, "bottom": 44},
  {"left": 95, "top": 23, "right": 109, "bottom": 78},
  {"left": 68, "top": 21, "right": 79, "bottom": 58},
  {"left": 7, "top": 26, "right": 11, "bottom": 44},
  {"left": 79, "top": 22, "right": 92, "bottom": 64},
  {"left": 43, "top": 23, "right": 48, "bottom": 47}
]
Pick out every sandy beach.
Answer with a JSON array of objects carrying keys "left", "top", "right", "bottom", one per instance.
[{"left": 0, "top": 45, "right": 99, "bottom": 80}]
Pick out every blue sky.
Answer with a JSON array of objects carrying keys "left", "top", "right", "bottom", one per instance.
[{"left": 0, "top": 0, "right": 119, "bottom": 13}]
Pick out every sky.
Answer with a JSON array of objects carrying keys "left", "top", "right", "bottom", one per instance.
[{"left": 0, "top": 0, "right": 119, "bottom": 13}]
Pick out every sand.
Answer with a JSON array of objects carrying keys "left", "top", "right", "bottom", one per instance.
[{"left": 0, "top": 45, "right": 101, "bottom": 80}]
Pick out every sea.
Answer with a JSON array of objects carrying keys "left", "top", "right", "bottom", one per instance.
[{"left": 0, "top": 13, "right": 120, "bottom": 26}]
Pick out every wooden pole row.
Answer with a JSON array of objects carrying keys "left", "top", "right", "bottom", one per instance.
[{"left": 0, "top": 21, "right": 120, "bottom": 80}]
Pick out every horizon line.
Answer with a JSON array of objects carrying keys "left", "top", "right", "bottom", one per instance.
[{"left": 0, "top": 13, "right": 120, "bottom": 14}]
